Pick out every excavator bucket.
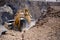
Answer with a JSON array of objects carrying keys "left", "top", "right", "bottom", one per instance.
[{"left": 22, "top": 18, "right": 36, "bottom": 30}]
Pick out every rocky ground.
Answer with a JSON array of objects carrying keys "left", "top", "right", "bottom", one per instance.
[{"left": 0, "top": 16, "right": 60, "bottom": 40}]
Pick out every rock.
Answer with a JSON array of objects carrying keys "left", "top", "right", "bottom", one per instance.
[{"left": 0, "top": 24, "right": 7, "bottom": 35}]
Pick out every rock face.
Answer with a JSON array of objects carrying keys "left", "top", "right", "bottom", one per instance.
[
  {"left": 5, "top": 0, "right": 60, "bottom": 19},
  {"left": 5, "top": 1, "right": 48, "bottom": 20},
  {"left": 0, "top": 0, "right": 57, "bottom": 21}
]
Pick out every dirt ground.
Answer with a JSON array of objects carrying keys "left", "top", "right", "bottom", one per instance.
[{"left": 0, "top": 17, "right": 60, "bottom": 40}]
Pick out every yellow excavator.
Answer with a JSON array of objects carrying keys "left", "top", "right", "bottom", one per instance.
[
  {"left": 5, "top": 8, "right": 36, "bottom": 31},
  {"left": 13, "top": 8, "right": 31, "bottom": 31}
]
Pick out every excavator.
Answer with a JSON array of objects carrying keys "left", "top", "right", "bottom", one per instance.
[{"left": 5, "top": 8, "right": 36, "bottom": 31}]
